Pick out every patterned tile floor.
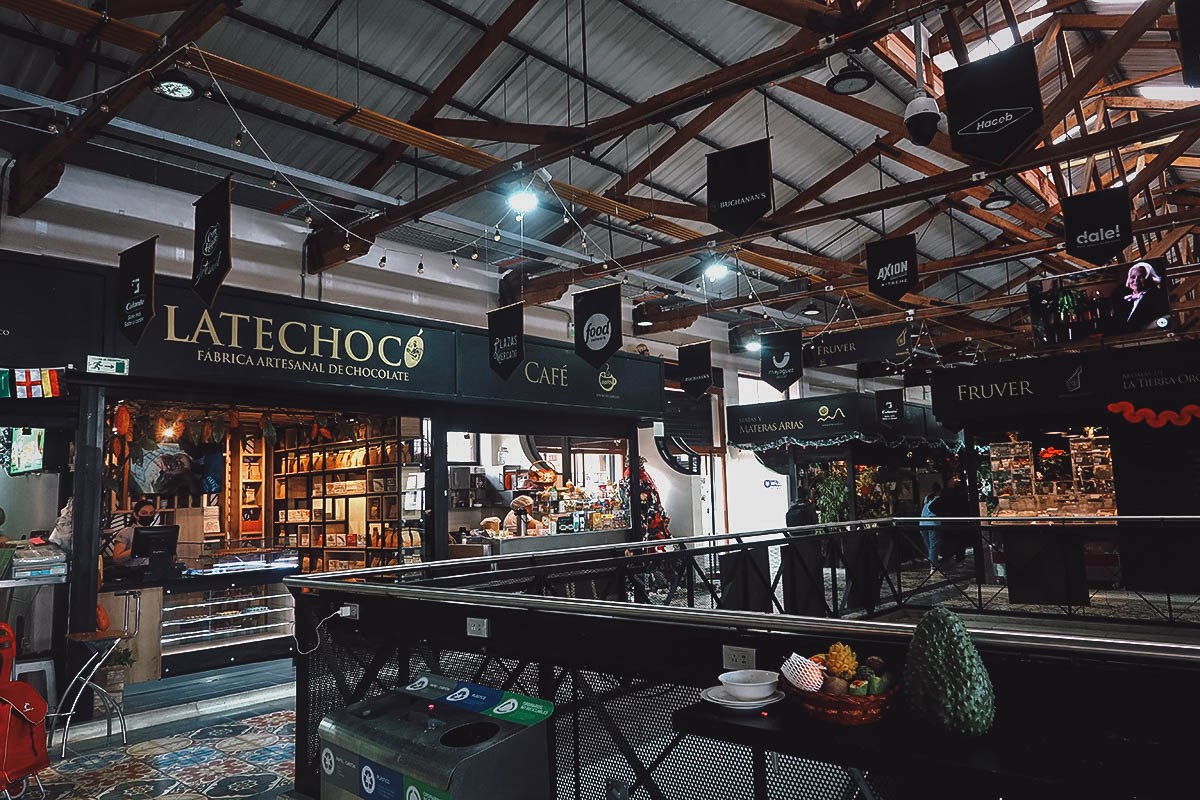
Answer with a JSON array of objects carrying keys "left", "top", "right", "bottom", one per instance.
[{"left": 32, "top": 706, "right": 295, "bottom": 799}]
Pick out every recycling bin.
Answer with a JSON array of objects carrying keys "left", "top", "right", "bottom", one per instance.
[{"left": 318, "top": 673, "right": 552, "bottom": 800}]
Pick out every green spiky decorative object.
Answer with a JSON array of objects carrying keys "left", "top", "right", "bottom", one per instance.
[{"left": 903, "top": 607, "right": 995, "bottom": 737}]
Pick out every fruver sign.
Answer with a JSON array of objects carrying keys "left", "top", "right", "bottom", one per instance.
[
  {"left": 487, "top": 301, "right": 524, "bottom": 379},
  {"left": 573, "top": 284, "right": 622, "bottom": 369},
  {"left": 803, "top": 323, "right": 910, "bottom": 369},
  {"left": 945, "top": 42, "right": 1044, "bottom": 164},
  {"left": 866, "top": 234, "right": 918, "bottom": 303},
  {"left": 677, "top": 341, "right": 712, "bottom": 399},
  {"left": 1062, "top": 185, "right": 1132, "bottom": 266},
  {"left": 707, "top": 138, "right": 774, "bottom": 235},
  {"left": 876, "top": 388, "right": 905, "bottom": 428},
  {"left": 117, "top": 236, "right": 157, "bottom": 345},
  {"left": 760, "top": 328, "right": 804, "bottom": 392},
  {"left": 1180, "top": 2, "right": 1200, "bottom": 87},
  {"left": 191, "top": 175, "right": 233, "bottom": 306}
]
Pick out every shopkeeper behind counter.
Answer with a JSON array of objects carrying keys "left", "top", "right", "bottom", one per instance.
[
  {"left": 503, "top": 495, "right": 544, "bottom": 535},
  {"left": 108, "top": 498, "right": 157, "bottom": 564}
]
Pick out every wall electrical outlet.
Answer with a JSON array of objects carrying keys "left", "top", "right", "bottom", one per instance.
[
  {"left": 723, "top": 645, "right": 756, "bottom": 670},
  {"left": 466, "top": 617, "right": 490, "bottom": 638}
]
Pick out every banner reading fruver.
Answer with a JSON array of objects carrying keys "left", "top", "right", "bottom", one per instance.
[
  {"left": 1063, "top": 185, "right": 1132, "bottom": 266},
  {"left": 192, "top": 175, "right": 233, "bottom": 307},
  {"left": 573, "top": 284, "right": 622, "bottom": 369},
  {"left": 707, "top": 139, "right": 774, "bottom": 235},
  {"left": 678, "top": 341, "right": 713, "bottom": 399},
  {"left": 945, "top": 42, "right": 1043, "bottom": 163},
  {"left": 803, "top": 323, "right": 911, "bottom": 369},
  {"left": 118, "top": 236, "right": 157, "bottom": 345},
  {"left": 760, "top": 328, "right": 804, "bottom": 393},
  {"left": 866, "top": 234, "right": 918, "bottom": 303},
  {"left": 487, "top": 301, "right": 524, "bottom": 379}
]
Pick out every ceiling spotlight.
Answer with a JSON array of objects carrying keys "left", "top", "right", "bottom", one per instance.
[
  {"left": 746, "top": 339, "right": 762, "bottom": 352},
  {"left": 635, "top": 304, "right": 654, "bottom": 327},
  {"left": 981, "top": 182, "right": 1018, "bottom": 211},
  {"left": 508, "top": 189, "right": 538, "bottom": 214},
  {"left": 417, "top": 260, "right": 425, "bottom": 275},
  {"left": 825, "top": 59, "right": 876, "bottom": 96},
  {"left": 704, "top": 260, "right": 729, "bottom": 281},
  {"left": 803, "top": 300, "right": 821, "bottom": 317},
  {"left": 234, "top": 130, "right": 244, "bottom": 148},
  {"left": 470, "top": 247, "right": 479, "bottom": 260},
  {"left": 493, "top": 226, "right": 502, "bottom": 241},
  {"left": 153, "top": 68, "right": 199, "bottom": 101},
  {"left": 451, "top": 257, "right": 459, "bottom": 270}
]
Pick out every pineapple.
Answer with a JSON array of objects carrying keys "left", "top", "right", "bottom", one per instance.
[{"left": 825, "top": 642, "right": 858, "bottom": 680}]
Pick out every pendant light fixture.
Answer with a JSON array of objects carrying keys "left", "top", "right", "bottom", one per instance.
[
  {"left": 825, "top": 58, "right": 876, "bottom": 96},
  {"left": 803, "top": 300, "right": 821, "bottom": 317},
  {"left": 980, "top": 180, "right": 1018, "bottom": 211}
]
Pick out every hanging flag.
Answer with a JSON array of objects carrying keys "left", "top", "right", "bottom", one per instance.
[
  {"left": 866, "top": 234, "right": 918, "bottom": 303},
  {"left": 1063, "top": 185, "right": 1132, "bottom": 266},
  {"left": 945, "top": 42, "right": 1043, "bottom": 164},
  {"left": 677, "top": 341, "right": 713, "bottom": 400},
  {"left": 12, "top": 368, "right": 42, "bottom": 399},
  {"left": 118, "top": 236, "right": 158, "bottom": 345},
  {"left": 1181, "top": 2, "right": 1200, "bottom": 87},
  {"left": 573, "top": 284, "right": 622, "bottom": 369},
  {"left": 0, "top": 370, "right": 9, "bottom": 399},
  {"left": 488, "top": 302, "right": 524, "bottom": 379},
  {"left": 759, "top": 328, "right": 804, "bottom": 393},
  {"left": 40, "top": 367, "right": 63, "bottom": 398},
  {"left": 803, "top": 323, "right": 912, "bottom": 369},
  {"left": 192, "top": 175, "right": 233, "bottom": 307},
  {"left": 876, "top": 388, "right": 905, "bottom": 428},
  {"left": 707, "top": 138, "right": 774, "bottom": 235}
]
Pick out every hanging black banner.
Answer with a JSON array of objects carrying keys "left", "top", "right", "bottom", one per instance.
[
  {"left": 876, "top": 388, "right": 905, "bottom": 428},
  {"left": 707, "top": 138, "right": 774, "bottom": 235},
  {"left": 487, "top": 302, "right": 524, "bottom": 379},
  {"left": 192, "top": 175, "right": 233, "bottom": 307},
  {"left": 677, "top": 341, "right": 713, "bottom": 399},
  {"left": 1181, "top": 2, "right": 1200, "bottom": 87},
  {"left": 573, "top": 284, "right": 622, "bottom": 369},
  {"left": 117, "top": 236, "right": 157, "bottom": 345},
  {"left": 866, "top": 234, "right": 918, "bottom": 303},
  {"left": 804, "top": 323, "right": 911, "bottom": 369},
  {"left": 945, "top": 42, "right": 1044, "bottom": 164},
  {"left": 760, "top": 328, "right": 804, "bottom": 393},
  {"left": 1062, "top": 185, "right": 1132, "bottom": 266}
]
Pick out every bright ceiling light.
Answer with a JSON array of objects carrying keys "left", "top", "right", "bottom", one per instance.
[
  {"left": 980, "top": 183, "right": 1017, "bottom": 211},
  {"left": 508, "top": 189, "right": 538, "bottom": 214},
  {"left": 803, "top": 301, "right": 821, "bottom": 317},
  {"left": 826, "top": 61, "right": 876, "bottom": 96},
  {"left": 746, "top": 340, "right": 761, "bottom": 352},
  {"left": 153, "top": 69, "right": 199, "bottom": 101},
  {"left": 704, "top": 260, "right": 729, "bottom": 280}
]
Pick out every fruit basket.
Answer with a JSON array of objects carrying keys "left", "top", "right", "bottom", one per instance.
[
  {"left": 779, "top": 642, "right": 899, "bottom": 726},
  {"left": 781, "top": 680, "right": 899, "bottom": 726}
]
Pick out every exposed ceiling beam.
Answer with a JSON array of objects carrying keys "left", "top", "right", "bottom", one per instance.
[
  {"left": 418, "top": 118, "right": 582, "bottom": 145},
  {"left": 104, "top": 0, "right": 196, "bottom": 16},
  {"left": 722, "top": 0, "right": 849, "bottom": 33}
]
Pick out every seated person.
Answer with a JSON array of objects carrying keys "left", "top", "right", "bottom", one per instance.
[{"left": 107, "top": 499, "right": 157, "bottom": 565}]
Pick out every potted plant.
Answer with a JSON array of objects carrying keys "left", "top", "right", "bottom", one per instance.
[{"left": 94, "top": 647, "right": 135, "bottom": 715}]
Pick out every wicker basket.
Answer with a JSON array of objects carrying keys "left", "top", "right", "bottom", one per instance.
[{"left": 781, "top": 679, "right": 900, "bottom": 726}]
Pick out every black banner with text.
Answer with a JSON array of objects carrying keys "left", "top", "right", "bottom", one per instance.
[
  {"left": 1180, "top": 2, "right": 1200, "bottom": 87},
  {"left": 1063, "top": 185, "right": 1132, "bottom": 266},
  {"left": 117, "top": 236, "right": 157, "bottom": 345},
  {"left": 876, "top": 388, "right": 905, "bottom": 428},
  {"left": 945, "top": 42, "right": 1043, "bottom": 164},
  {"left": 803, "top": 323, "right": 910, "bottom": 369},
  {"left": 728, "top": 395, "right": 861, "bottom": 448},
  {"left": 192, "top": 176, "right": 233, "bottom": 306},
  {"left": 573, "top": 284, "right": 622, "bottom": 369},
  {"left": 487, "top": 302, "right": 524, "bottom": 379},
  {"left": 866, "top": 234, "right": 918, "bottom": 303},
  {"left": 678, "top": 341, "right": 713, "bottom": 399},
  {"left": 707, "top": 139, "right": 774, "bottom": 235},
  {"left": 760, "top": 328, "right": 804, "bottom": 392}
]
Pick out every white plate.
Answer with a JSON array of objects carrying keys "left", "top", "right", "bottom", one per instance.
[{"left": 701, "top": 686, "right": 784, "bottom": 709}]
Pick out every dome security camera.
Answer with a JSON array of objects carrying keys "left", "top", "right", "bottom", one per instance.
[{"left": 904, "top": 95, "right": 943, "bottom": 147}]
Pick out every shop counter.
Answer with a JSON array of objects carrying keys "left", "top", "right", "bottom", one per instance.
[
  {"left": 487, "top": 528, "right": 632, "bottom": 556},
  {"left": 99, "top": 563, "right": 299, "bottom": 681}
]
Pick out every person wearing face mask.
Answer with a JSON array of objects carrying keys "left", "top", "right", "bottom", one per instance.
[{"left": 108, "top": 498, "right": 158, "bottom": 565}]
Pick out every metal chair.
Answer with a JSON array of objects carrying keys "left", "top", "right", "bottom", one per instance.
[
  {"left": 10, "top": 661, "right": 55, "bottom": 717},
  {"left": 48, "top": 591, "right": 140, "bottom": 758}
]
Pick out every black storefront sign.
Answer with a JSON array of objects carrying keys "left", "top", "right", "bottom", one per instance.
[
  {"left": 707, "top": 138, "right": 774, "bottom": 235},
  {"left": 192, "top": 175, "right": 233, "bottom": 307},
  {"left": 945, "top": 42, "right": 1043, "bottom": 164},
  {"left": 117, "top": 236, "right": 157, "bottom": 345},
  {"left": 459, "top": 332, "right": 662, "bottom": 416},
  {"left": 1063, "top": 185, "right": 1132, "bottom": 266},
  {"left": 487, "top": 302, "right": 524, "bottom": 379},
  {"left": 119, "top": 280, "right": 457, "bottom": 398},
  {"left": 573, "top": 284, "right": 622, "bottom": 369},
  {"left": 803, "top": 323, "right": 910, "bottom": 369},
  {"left": 876, "top": 389, "right": 905, "bottom": 428},
  {"left": 0, "top": 253, "right": 109, "bottom": 369},
  {"left": 677, "top": 341, "right": 712, "bottom": 399},
  {"left": 728, "top": 396, "right": 860, "bottom": 448},
  {"left": 663, "top": 389, "right": 713, "bottom": 447},
  {"left": 931, "top": 353, "right": 1092, "bottom": 427},
  {"left": 866, "top": 235, "right": 917, "bottom": 303},
  {"left": 1180, "top": 2, "right": 1200, "bottom": 87},
  {"left": 760, "top": 328, "right": 804, "bottom": 392}
]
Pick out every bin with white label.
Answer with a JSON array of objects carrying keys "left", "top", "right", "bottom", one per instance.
[{"left": 317, "top": 673, "right": 552, "bottom": 800}]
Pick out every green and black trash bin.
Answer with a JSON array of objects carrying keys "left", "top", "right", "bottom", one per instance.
[{"left": 318, "top": 673, "right": 553, "bottom": 800}]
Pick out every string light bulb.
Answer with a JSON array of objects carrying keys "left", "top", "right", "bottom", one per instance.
[
  {"left": 378, "top": 255, "right": 387, "bottom": 268},
  {"left": 417, "top": 259, "right": 425, "bottom": 275},
  {"left": 234, "top": 129, "right": 244, "bottom": 148},
  {"left": 47, "top": 122, "right": 58, "bottom": 133},
  {"left": 269, "top": 176, "right": 277, "bottom": 188},
  {"left": 304, "top": 212, "right": 313, "bottom": 225},
  {"left": 342, "top": 234, "right": 350, "bottom": 251},
  {"left": 493, "top": 227, "right": 502, "bottom": 241},
  {"left": 563, "top": 213, "right": 570, "bottom": 224},
  {"left": 515, "top": 212, "right": 524, "bottom": 222},
  {"left": 470, "top": 247, "right": 479, "bottom": 260},
  {"left": 451, "top": 257, "right": 459, "bottom": 270}
]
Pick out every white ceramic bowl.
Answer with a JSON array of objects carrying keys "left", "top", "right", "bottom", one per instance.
[{"left": 718, "top": 669, "right": 779, "bottom": 701}]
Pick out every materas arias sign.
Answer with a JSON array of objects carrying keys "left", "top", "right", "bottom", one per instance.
[
  {"left": 707, "top": 138, "right": 774, "bottom": 235},
  {"left": 945, "top": 41, "right": 1044, "bottom": 164},
  {"left": 1062, "top": 185, "right": 1132, "bottom": 266}
]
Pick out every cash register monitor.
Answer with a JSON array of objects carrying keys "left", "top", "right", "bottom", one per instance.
[{"left": 132, "top": 525, "right": 179, "bottom": 579}]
